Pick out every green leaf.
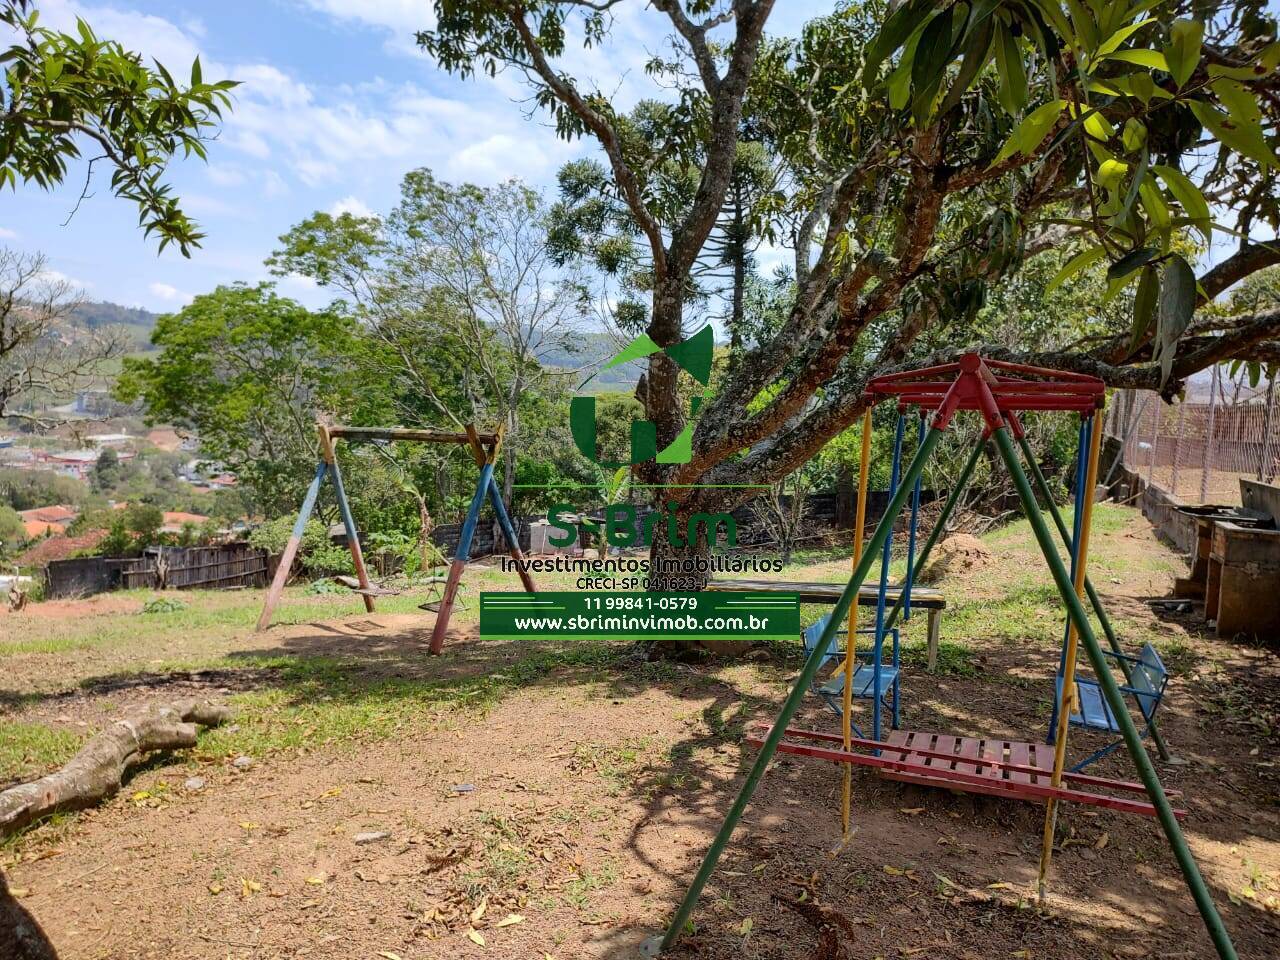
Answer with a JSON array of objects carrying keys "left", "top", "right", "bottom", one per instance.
[
  {"left": 1103, "top": 49, "right": 1168, "bottom": 71},
  {"left": 1107, "top": 246, "right": 1158, "bottom": 282},
  {"left": 1211, "top": 78, "right": 1261, "bottom": 126},
  {"left": 1188, "top": 101, "right": 1279, "bottom": 170},
  {"left": 1093, "top": 19, "right": 1155, "bottom": 61},
  {"left": 939, "top": 16, "right": 995, "bottom": 115},
  {"left": 911, "top": 11, "right": 954, "bottom": 95},
  {"left": 1155, "top": 254, "right": 1197, "bottom": 386},
  {"left": 1152, "top": 164, "right": 1211, "bottom": 238},
  {"left": 887, "top": 21, "right": 929, "bottom": 112},
  {"left": 191, "top": 56, "right": 202, "bottom": 86},
  {"left": 994, "top": 23, "right": 1027, "bottom": 114},
  {"left": 865, "top": 1, "right": 925, "bottom": 79},
  {"left": 1130, "top": 265, "right": 1159, "bottom": 351},
  {"left": 1165, "top": 19, "right": 1203, "bottom": 88},
  {"left": 1138, "top": 177, "right": 1171, "bottom": 234},
  {"left": 988, "top": 98, "right": 1065, "bottom": 167},
  {"left": 1063, "top": 0, "right": 1099, "bottom": 50},
  {"left": 1121, "top": 118, "right": 1147, "bottom": 152},
  {"left": 1047, "top": 245, "right": 1105, "bottom": 293}
]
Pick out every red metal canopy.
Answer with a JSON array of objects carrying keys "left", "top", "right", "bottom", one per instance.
[{"left": 867, "top": 353, "right": 1104, "bottom": 431}]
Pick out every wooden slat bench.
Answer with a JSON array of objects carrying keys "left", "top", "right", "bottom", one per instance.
[{"left": 706, "top": 578, "right": 947, "bottom": 671}]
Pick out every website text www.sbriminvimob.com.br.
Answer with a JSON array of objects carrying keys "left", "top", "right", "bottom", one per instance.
[{"left": 479, "top": 588, "right": 799, "bottom": 642}]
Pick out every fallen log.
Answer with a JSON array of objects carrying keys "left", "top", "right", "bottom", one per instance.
[{"left": 0, "top": 699, "right": 232, "bottom": 839}]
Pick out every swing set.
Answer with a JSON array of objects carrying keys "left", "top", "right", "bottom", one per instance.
[
  {"left": 651, "top": 354, "right": 1239, "bottom": 960},
  {"left": 255, "top": 422, "right": 535, "bottom": 653}
]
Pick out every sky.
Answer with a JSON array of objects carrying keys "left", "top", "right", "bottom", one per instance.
[{"left": 4, "top": 1, "right": 830, "bottom": 312}]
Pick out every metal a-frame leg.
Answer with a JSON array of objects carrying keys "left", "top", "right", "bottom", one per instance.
[
  {"left": 256, "top": 462, "right": 327, "bottom": 632},
  {"left": 485, "top": 474, "right": 536, "bottom": 594},
  {"left": 649, "top": 425, "right": 945, "bottom": 956},
  {"left": 1016, "top": 429, "right": 1173, "bottom": 762},
  {"left": 319, "top": 424, "right": 375, "bottom": 614},
  {"left": 990, "top": 425, "right": 1237, "bottom": 960},
  {"left": 429, "top": 461, "right": 495, "bottom": 655}
]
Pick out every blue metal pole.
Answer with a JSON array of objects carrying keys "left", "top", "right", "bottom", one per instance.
[
  {"left": 872, "top": 413, "right": 905, "bottom": 741},
  {"left": 902, "top": 413, "right": 925, "bottom": 622},
  {"left": 1048, "top": 417, "right": 1090, "bottom": 743},
  {"left": 256, "top": 462, "right": 327, "bottom": 632},
  {"left": 429, "top": 461, "right": 495, "bottom": 654}
]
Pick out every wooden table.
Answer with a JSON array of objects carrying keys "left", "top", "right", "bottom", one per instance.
[{"left": 705, "top": 578, "right": 947, "bottom": 672}]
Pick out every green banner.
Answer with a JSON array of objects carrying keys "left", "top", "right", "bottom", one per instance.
[{"left": 479, "top": 591, "right": 799, "bottom": 641}]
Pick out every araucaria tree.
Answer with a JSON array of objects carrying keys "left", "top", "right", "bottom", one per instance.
[{"left": 424, "top": 1, "right": 1280, "bottom": 571}]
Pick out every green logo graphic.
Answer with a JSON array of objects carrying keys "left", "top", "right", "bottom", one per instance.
[{"left": 570, "top": 324, "right": 713, "bottom": 467}]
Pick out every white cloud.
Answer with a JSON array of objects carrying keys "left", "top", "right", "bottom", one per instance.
[
  {"left": 296, "top": 0, "right": 435, "bottom": 45},
  {"left": 149, "top": 282, "right": 192, "bottom": 304},
  {"left": 0, "top": 227, "right": 18, "bottom": 240},
  {"left": 37, "top": 268, "right": 88, "bottom": 290},
  {"left": 329, "top": 196, "right": 374, "bottom": 218},
  {"left": 278, "top": 272, "right": 319, "bottom": 291}
]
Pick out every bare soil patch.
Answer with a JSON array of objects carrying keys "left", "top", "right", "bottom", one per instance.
[{"left": 4, "top": 506, "right": 1279, "bottom": 959}]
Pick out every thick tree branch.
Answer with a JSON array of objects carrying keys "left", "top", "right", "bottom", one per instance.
[{"left": 504, "top": 5, "right": 668, "bottom": 277}]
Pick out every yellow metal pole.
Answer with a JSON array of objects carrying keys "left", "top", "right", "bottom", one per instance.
[
  {"left": 1037, "top": 408, "right": 1104, "bottom": 900},
  {"left": 842, "top": 408, "right": 873, "bottom": 835}
]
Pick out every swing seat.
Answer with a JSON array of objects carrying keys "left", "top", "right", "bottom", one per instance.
[{"left": 1056, "top": 642, "right": 1168, "bottom": 770}]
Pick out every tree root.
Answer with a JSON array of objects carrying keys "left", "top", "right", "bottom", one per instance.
[
  {"left": 772, "top": 892, "right": 859, "bottom": 960},
  {"left": 0, "top": 699, "right": 232, "bottom": 839}
]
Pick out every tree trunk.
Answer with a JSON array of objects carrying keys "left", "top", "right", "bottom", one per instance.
[
  {"left": 0, "top": 699, "right": 232, "bottom": 839},
  {"left": 0, "top": 867, "right": 57, "bottom": 960}
]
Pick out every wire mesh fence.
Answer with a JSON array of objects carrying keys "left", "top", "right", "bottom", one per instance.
[{"left": 1106, "top": 365, "right": 1279, "bottom": 506}]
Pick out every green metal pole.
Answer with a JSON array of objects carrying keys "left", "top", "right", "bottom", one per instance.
[
  {"left": 991, "top": 427, "right": 1237, "bottom": 960},
  {"left": 1015, "top": 432, "right": 1172, "bottom": 761},
  {"left": 882, "top": 439, "right": 985, "bottom": 635},
  {"left": 651, "top": 424, "right": 946, "bottom": 956}
]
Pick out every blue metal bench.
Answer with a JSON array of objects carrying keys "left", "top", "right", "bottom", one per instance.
[
  {"left": 802, "top": 613, "right": 900, "bottom": 736},
  {"left": 1056, "top": 641, "right": 1168, "bottom": 771}
]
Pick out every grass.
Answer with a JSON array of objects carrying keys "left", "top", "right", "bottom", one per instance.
[
  {"left": 0, "top": 500, "right": 1195, "bottom": 793},
  {"left": 0, "top": 723, "right": 85, "bottom": 784}
]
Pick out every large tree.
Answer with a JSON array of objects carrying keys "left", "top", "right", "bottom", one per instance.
[
  {"left": 270, "top": 169, "right": 592, "bottom": 508},
  {"left": 0, "top": 247, "right": 127, "bottom": 419},
  {"left": 421, "top": 0, "right": 1280, "bottom": 571},
  {"left": 115, "top": 283, "right": 366, "bottom": 517}
]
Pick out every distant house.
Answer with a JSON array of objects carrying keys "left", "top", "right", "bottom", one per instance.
[
  {"left": 86, "top": 433, "right": 134, "bottom": 449},
  {"left": 18, "top": 505, "right": 78, "bottom": 540},
  {"left": 20, "top": 504, "right": 78, "bottom": 525},
  {"left": 34, "top": 447, "right": 135, "bottom": 479},
  {"left": 22, "top": 519, "right": 65, "bottom": 538},
  {"left": 14, "top": 529, "right": 107, "bottom": 568}
]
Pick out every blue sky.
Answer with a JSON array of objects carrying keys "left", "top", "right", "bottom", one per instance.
[{"left": 4, "top": 1, "right": 829, "bottom": 312}]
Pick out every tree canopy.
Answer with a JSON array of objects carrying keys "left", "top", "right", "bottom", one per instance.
[
  {"left": 419, "top": 0, "right": 1280, "bottom": 536},
  {"left": 0, "top": 0, "right": 236, "bottom": 254}
]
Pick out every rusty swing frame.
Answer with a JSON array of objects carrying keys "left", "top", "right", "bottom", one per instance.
[{"left": 254, "top": 422, "right": 535, "bottom": 653}]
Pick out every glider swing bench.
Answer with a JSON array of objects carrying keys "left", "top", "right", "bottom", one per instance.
[
  {"left": 254, "top": 421, "right": 535, "bottom": 654},
  {"left": 648, "top": 354, "right": 1240, "bottom": 960}
]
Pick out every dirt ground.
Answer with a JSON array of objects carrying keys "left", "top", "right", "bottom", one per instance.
[{"left": 2, "top": 505, "right": 1279, "bottom": 959}]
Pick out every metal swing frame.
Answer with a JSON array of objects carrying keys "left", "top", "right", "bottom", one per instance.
[
  {"left": 254, "top": 421, "right": 535, "bottom": 653},
  {"left": 650, "top": 354, "right": 1239, "bottom": 960}
]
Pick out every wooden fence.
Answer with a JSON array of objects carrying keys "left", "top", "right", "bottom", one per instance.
[{"left": 45, "top": 543, "right": 273, "bottom": 598}]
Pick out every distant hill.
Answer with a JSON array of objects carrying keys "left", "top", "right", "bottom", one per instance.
[
  {"left": 63, "top": 300, "right": 642, "bottom": 382},
  {"left": 540, "top": 329, "right": 642, "bottom": 387},
  {"left": 69, "top": 301, "right": 159, "bottom": 350}
]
